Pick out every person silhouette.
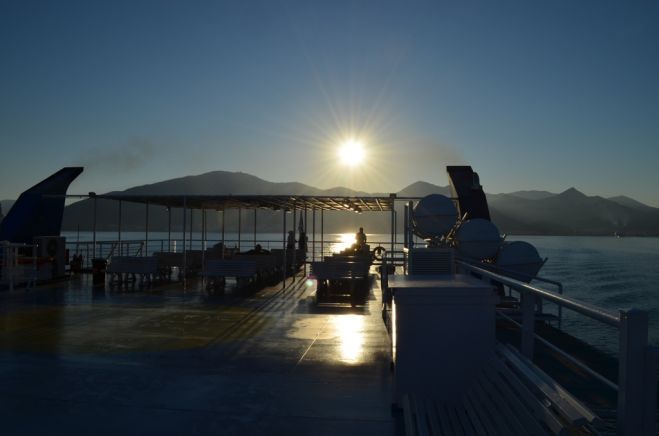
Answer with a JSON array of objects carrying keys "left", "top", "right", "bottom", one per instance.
[
  {"left": 287, "top": 230, "right": 296, "bottom": 250},
  {"left": 355, "top": 227, "right": 367, "bottom": 250}
]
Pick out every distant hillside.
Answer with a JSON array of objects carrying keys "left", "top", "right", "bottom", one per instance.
[
  {"left": 393, "top": 183, "right": 659, "bottom": 236},
  {"left": 1, "top": 200, "right": 15, "bottom": 213},
  {"left": 607, "top": 195, "right": 655, "bottom": 211},
  {"left": 0, "top": 200, "right": 15, "bottom": 222},
  {"left": 487, "top": 188, "right": 659, "bottom": 236},
  {"left": 397, "top": 181, "right": 450, "bottom": 197},
  {"left": 51, "top": 171, "right": 659, "bottom": 236},
  {"left": 506, "top": 190, "right": 555, "bottom": 200}
]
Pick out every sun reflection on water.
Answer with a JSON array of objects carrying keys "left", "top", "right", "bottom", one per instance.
[
  {"left": 332, "top": 314, "right": 364, "bottom": 364},
  {"left": 330, "top": 233, "right": 357, "bottom": 254}
]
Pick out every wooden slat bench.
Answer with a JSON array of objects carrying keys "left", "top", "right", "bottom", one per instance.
[
  {"left": 311, "top": 260, "right": 372, "bottom": 305},
  {"left": 403, "top": 343, "right": 600, "bottom": 435},
  {"left": 270, "top": 248, "right": 305, "bottom": 272},
  {"left": 235, "top": 255, "right": 277, "bottom": 275},
  {"left": 107, "top": 256, "right": 158, "bottom": 285},
  {"left": 203, "top": 259, "right": 258, "bottom": 291},
  {"left": 311, "top": 260, "right": 370, "bottom": 281},
  {"left": 153, "top": 251, "right": 203, "bottom": 280},
  {"left": 153, "top": 252, "right": 183, "bottom": 281}
]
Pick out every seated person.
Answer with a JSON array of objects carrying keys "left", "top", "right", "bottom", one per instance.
[
  {"left": 245, "top": 244, "right": 269, "bottom": 255},
  {"left": 355, "top": 227, "right": 367, "bottom": 250}
]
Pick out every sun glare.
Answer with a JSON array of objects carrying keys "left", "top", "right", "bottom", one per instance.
[
  {"left": 331, "top": 233, "right": 356, "bottom": 253},
  {"left": 338, "top": 139, "right": 365, "bottom": 166}
]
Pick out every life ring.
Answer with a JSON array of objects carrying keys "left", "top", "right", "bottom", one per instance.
[{"left": 372, "top": 246, "right": 386, "bottom": 261}]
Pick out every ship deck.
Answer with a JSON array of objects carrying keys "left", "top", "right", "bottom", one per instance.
[{"left": 0, "top": 275, "right": 398, "bottom": 435}]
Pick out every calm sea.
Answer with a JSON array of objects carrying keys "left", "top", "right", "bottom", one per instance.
[
  {"left": 506, "top": 235, "right": 659, "bottom": 354},
  {"left": 61, "top": 231, "right": 659, "bottom": 354}
]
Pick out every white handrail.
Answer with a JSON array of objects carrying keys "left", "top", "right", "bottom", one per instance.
[
  {"left": 457, "top": 260, "right": 620, "bottom": 326},
  {"left": 456, "top": 259, "right": 655, "bottom": 435}
]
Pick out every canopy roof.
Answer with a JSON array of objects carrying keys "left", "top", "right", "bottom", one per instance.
[{"left": 95, "top": 194, "right": 398, "bottom": 212}]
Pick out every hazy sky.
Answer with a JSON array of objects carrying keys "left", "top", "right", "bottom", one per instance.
[{"left": 1, "top": 1, "right": 658, "bottom": 205}]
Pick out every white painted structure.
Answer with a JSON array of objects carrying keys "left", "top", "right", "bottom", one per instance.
[{"left": 389, "top": 274, "right": 498, "bottom": 404}]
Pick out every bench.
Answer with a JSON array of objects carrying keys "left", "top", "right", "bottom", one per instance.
[
  {"left": 403, "top": 343, "right": 599, "bottom": 435},
  {"left": 107, "top": 256, "right": 158, "bottom": 285},
  {"left": 271, "top": 248, "right": 305, "bottom": 272},
  {"left": 235, "top": 254, "right": 278, "bottom": 280},
  {"left": 311, "top": 260, "right": 372, "bottom": 305},
  {"left": 153, "top": 251, "right": 204, "bottom": 280},
  {"left": 311, "top": 261, "right": 370, "bottom": 280},
  {"left": 203, "top": 259, "right": 258, "bottom": 291}
]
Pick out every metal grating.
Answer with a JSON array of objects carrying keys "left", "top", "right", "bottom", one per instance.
[{"left": 408, "top": 248, "right": 455, "bottom": 275}]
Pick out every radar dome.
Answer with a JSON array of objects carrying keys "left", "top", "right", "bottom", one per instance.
[
  {"left": 455, "top": 218, "right": 501, "bottom": 260},
  {"left": 412, "top": 194, "right": 458, "bottom": 238},
  {"left": 495, "top": 241, "right": 544, "bottom": 282}
]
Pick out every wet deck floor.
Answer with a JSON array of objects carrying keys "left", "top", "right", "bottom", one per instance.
[{"left": 0, "top": 275, "right": 397, "bottom": 435}]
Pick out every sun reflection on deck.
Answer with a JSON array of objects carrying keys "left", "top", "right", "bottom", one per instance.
[{"left": 332, "top": 314, "right": 364, "bottom": 364}]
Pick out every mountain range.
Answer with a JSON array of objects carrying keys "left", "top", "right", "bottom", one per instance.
[{"left": 2, "top": 171, "right": 658, "bottom": 236}]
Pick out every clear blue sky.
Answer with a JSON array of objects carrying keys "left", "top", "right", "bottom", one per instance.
[{"left": 1, "top": 0, "right": 658, "bottom": 205}]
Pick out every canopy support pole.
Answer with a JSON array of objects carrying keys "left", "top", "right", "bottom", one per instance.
[
  {"left": 320, "top": 209, "right": 324, "bottom": 260},
  {"left": 182, "top": 196, "right": 187, "bottom": 289},
  {"left": 202, "top": 208, "right": 206, "bottom": 284},
  {"left": 118, "top": 200, "right": 122, "bottom": 256},
  {"left": 189, "top": 208, "right": 193, "bottom": 252},
  {"left": 303, "top": 206, "right": 307, "bottom": 277},
  {"left": 144, "top": 201, "right": 149, "bottom": 257},
  {"left": 312, "top": 207, "right": 316, "bottom": 262},
  {"left": 92, "top": 195, "right": 97, "bottom": 260},
  {"left": 167, "top": 207, "right": 172, "bottom": 252},
  {"left": 238, "top": 208, "right": 242, "bottom": 251},
  {"left": 292, "top": 205, "right": 296, "bottom": 283},
  {"left": 282, "top": 208, "right": 286, "bottom": 290}
]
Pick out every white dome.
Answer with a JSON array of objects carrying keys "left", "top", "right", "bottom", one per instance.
[
  {"left": 455, "top": 219, "right": 501, "bottom": 259},
  {"left": 412, "top": 194, "right": 458, "bottom": 238},
  {"left": 495, "top": 241, "right": 543, "bottom": 282}
]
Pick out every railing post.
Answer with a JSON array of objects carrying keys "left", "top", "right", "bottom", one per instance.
[
  {"left": 618, "top": 308, "right": 651, "bottom": 435},
  {"left": 642, "top": 346, "right": 657, "bottom": 436},
  {"left": 558, "top": 283, "right": 563, "bottom": 329},
  {"left": 520, "top": 291, "right": 535, "bottom": 359}
]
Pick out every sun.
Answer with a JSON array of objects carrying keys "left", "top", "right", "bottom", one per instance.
[{"left": 338, "top": 139, "right": 365, "bottom": 166}]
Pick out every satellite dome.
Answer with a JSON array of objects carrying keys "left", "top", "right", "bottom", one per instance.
[
  {"left": 412, "top": 194, "right": 458, "bottom": 238},
  {"left": 495, "top": 241, "right": 544, "bottom": 282},
  {"left": 455, "top": 219, "right": 501, "bottom": 260}
]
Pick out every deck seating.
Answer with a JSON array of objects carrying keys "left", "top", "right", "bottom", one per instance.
[
  {"left": 311, "top": 260, "right": 370, "bottom": 280},
  {"left": 234, "top": 254, "right": 278, "bottom": 281},
  {"left": 270, "top": 248, "right": 305, "bottom": 272},
  {"left": 311, "top": 257, "right": 372, "bottom": 305},
  {"left": 107, "top": 256, "right": 158, "bottom": 285},
  {"left": 153, "top": 251, "right": 203, "bottom": 280},
  {"left": 203, "top": 257, "right": 276, "bottom": 291},
  {"left": 402, "top": 343, "right": 599, "bottom": 435}
]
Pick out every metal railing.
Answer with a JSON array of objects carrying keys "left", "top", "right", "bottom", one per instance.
[
  {"left": 457, "top": 260, "right": 657, "bottom": 435},
  {"left": 65, "top": 238, "right": 409, "bottom": 270}
]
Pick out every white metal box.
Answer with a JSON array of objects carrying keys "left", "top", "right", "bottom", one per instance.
[{"left": 390, "top": 274, "right": 497, "bottom": 404}]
